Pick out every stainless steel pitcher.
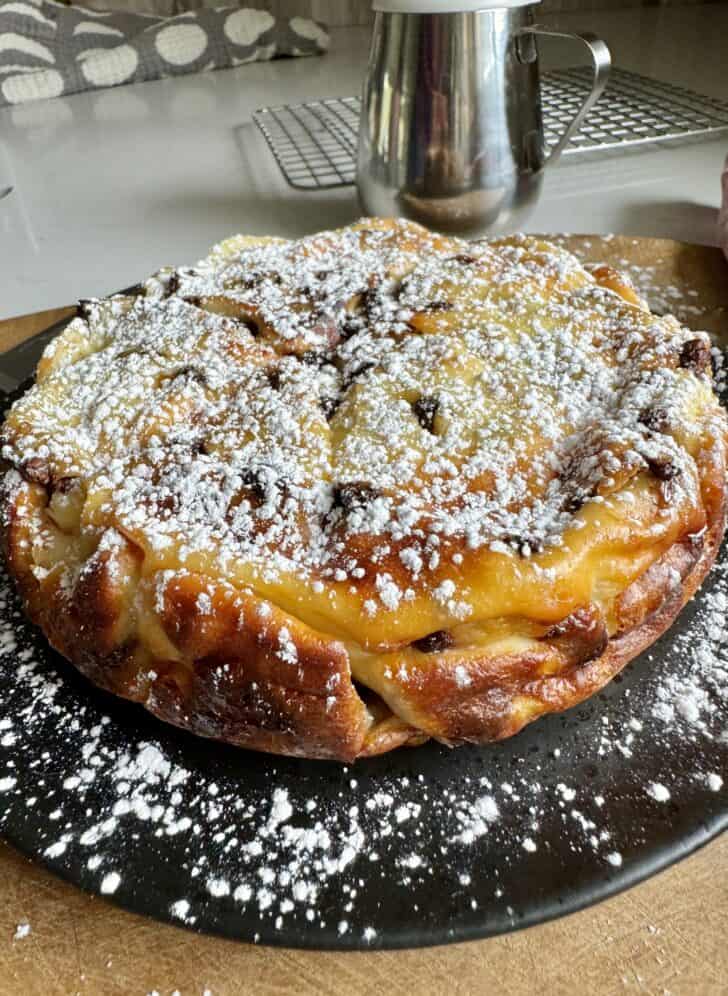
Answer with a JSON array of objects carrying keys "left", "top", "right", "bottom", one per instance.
[{"left": 357, "top": 0, "right": 611, "bottom": 234}]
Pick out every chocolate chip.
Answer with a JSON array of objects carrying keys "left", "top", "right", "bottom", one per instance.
[
  {"left": 76, "top": 299, "right": 96, "bottom": 321},
  {"left": 340, "top": 315, "right": 364, "bottom": 341},
  {"left": 565, "top": 493, "right": 586, "bottom": 514},
  {"left": 639, "top": 407, "right": 671, "bottom": 433},
  {"left": 300, "top": 351, "right": 328, "bottom": 367},
  {"left": 172, "top": 365, "right": 207, "bottom": 387},
  {"left": 422, "top": 301, "right": 453, "bottom": 313},
  {"left": 646, "top": 457, "right": 680, "bottom": 481},
  {"left": 165, "top": 272, "right": 180, "bottom": 297},
  {"left": 360, "top": 275, "right": 388, "bottom": 324},
  {"left": 240, "top": 469, "right": 268, "bottom": 504},
  {"left": 452, "top": 253, "right": 479, "bottom": 266},
  {"left": 678, "top": 338, "right": 711, "bottom": 376},
  {"left": 503, "top": 534, "right": 544, "bottom": 556},
  {"left": 240, "top": 272, "right": 280, "bottom": 291},
  {"left": 332, "top": 482, "right": 382, "bottom": 513},
  {"left": 320, "top": 396, "right": 340, "bottom": 421},
  {"left": 22, "top": 457, "right": 51, "bottom": 486},
  {"left": 412, "top": 630, "right": 455, "bottom": 653},
  {"left": 348, "top": 361, "right": 376, "bottom": 384},
  {"left": 266, "top": 368, "right": 281, "bottom": 390},
  {"left": 545, "top": 608, "right": 608, "bottom": 663},
  {"left": 394, "top": 276, "right": 410, "bottom": 302},
  {"left": 413, "top": 395, "right": 439, "bottom": 433}
]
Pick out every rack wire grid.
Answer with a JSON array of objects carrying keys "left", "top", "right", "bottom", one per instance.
[{"left": 253, "top": 66, "right": 728, "bottom": 191}]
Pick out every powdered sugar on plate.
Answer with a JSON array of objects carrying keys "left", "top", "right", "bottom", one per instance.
[{"left": 0, "top": 540, "right": 725, "bottom": 947}]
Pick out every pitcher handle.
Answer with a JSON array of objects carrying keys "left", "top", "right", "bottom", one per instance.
[{"left": 516, "top": 28, "right": 611, "bottom": 169}]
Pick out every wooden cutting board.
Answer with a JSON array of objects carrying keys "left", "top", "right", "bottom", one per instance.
[{"left": 0, "top": 236, "right": 726, "bottom": 996}]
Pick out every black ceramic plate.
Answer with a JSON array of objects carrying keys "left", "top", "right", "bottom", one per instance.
[{"left": 0, "top": 320, "right": 726, "bottom": 951}]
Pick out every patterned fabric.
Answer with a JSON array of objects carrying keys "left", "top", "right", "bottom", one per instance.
[{"left": 0, "top": 0, "right": 329, "bottom": 107}]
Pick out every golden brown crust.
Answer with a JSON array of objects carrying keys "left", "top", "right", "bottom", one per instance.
[
  {"left": 2, "top": 224, "right": 727, "bottom": 761},
  {"left": 2, "top": 436, "right": 724, "bottom": 761},
  {"left": 351, "top": 435, "right": 726, "bottom": 748},
  {"left": 409, "top": 481, "right": 721, "bottom": 747},
  {"left": 0, "top": 477, "right": 372, "bottom": 761}
]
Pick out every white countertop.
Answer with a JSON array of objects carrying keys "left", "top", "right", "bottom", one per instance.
[{"left": 1, "top": 3, "right": 727, "bottom": 319}]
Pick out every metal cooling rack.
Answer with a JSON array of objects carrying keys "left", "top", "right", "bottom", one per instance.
[
  {"left": 542, "top": 66, "right": 728, "bottom": 155},
  {"left": 254, "top": 95, "right": 360, "bottom": 189},
  {"left": 253, "top": 67, "right": 728, "bottom": 191}
]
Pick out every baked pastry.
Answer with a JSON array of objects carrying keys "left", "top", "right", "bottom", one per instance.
[{"left": 1, "top": 219, "right": 726, "bottom": 761}]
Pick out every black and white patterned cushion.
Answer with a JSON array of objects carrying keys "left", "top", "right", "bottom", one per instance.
[{"left": 0, "top": 0, "right": 329, "bottom": 107}]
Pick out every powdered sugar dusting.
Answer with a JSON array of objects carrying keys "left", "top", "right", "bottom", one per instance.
[
  {"left": 100, "top": 871, "right": 121, "bottom": 894},
  {"left": 0, "top": 232, "right": 725, "bottom": 946},
  {"left": 646, "top": 782, "right": 671, "bottom": 803},
  {"left": 1, "top": 222, "right": 720, "bottom": 650}
]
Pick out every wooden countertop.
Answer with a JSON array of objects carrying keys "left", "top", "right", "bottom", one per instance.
[
  {"left": 1, "top": 238, "right": 726, "bottom": 995},
  {"left": 0, "top": 834, "right": 725, "bottom": 996}
]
